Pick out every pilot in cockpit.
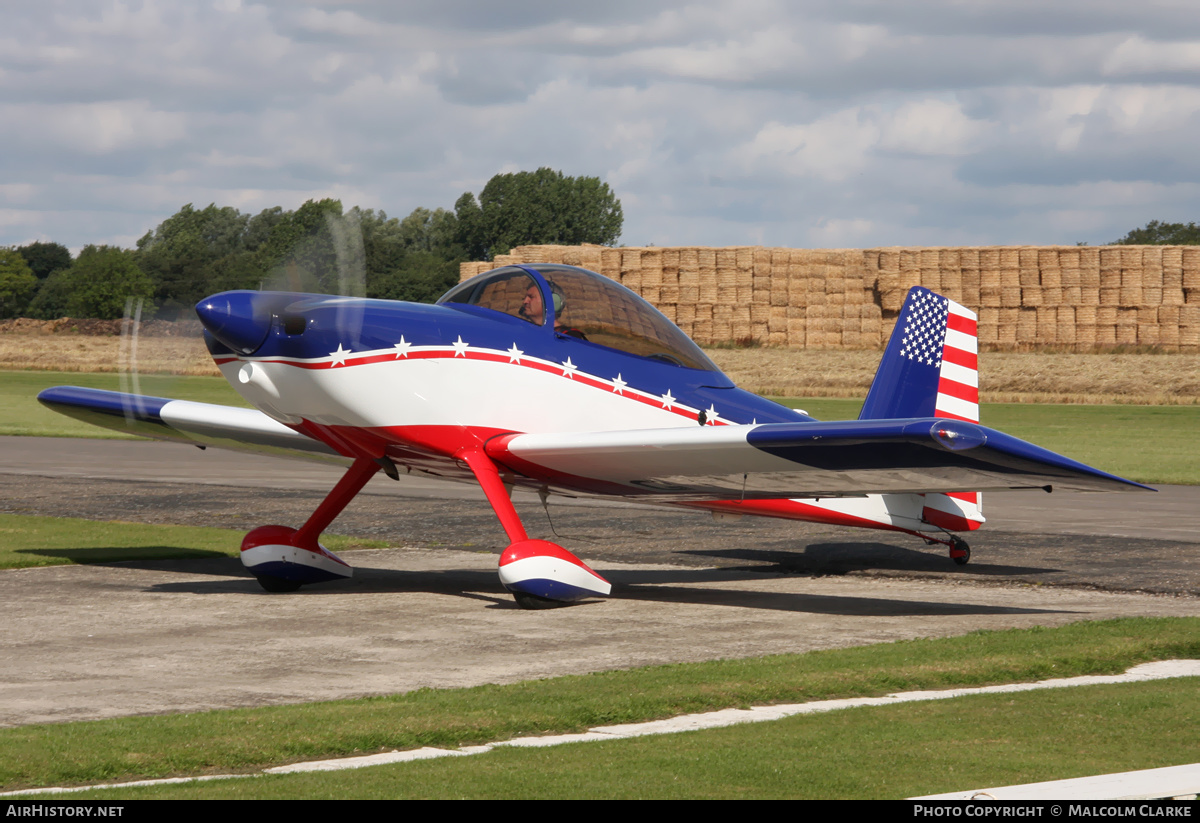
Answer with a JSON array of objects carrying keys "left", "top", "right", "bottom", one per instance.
[{"left": 520, "top": 282, "right": 587, "bottom": 339}]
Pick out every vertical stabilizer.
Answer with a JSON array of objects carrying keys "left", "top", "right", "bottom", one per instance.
[{"left": 860, "top": 286, "right": 984, "bottom": 530}]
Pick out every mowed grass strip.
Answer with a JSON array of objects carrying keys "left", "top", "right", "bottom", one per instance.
[
  {"left": 0, "top": 514, "right": 387, "bottom": 570},
  {"left": 2, "top": 617, "right": 1197, "bottom": 791},
  {"left": 68, "top": 679, "right": 1200, "bottom": 799}
]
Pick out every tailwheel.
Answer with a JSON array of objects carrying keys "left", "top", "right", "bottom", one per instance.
[
  {"left": 512, "top": 591, "right": 570, "bottom": 610},
  {"left": 255, "top": 574, "right": 303, "bottom": 593},
  {"left": 949, "top": 536, "right": 971, "bottom": 566}
]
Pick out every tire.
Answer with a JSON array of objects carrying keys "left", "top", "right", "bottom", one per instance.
[{"left": 255, "top": 574, "right": 303, "bottom": 593}]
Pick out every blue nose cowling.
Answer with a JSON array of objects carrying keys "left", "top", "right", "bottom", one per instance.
[{"left": 195, "top": 291, "right": 287, "bottom": 355}]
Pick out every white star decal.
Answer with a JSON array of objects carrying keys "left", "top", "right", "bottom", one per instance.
[
  {"left": 329, "top": 343, "right": 350, "bottom": 367},
  {"left": 611, "top": 373, "right": 627, "bottom": 394},
  {"left": 507, "top": 343, "right": 523, "bottom": 363},
  {"left": 451, "top": 335, "right": 469, "bottom": 357},
  {"left": 660, "top": 390, "right": 675, "bottom": 410},
  {"left": 561, "top": 357, "right": 577, "bottom": 378},
  {"left": 705, "top": 405, "right": 719, "bottom": 424},
  {"left": 393, "top": 336, "right": 411, "bottom": 358}
]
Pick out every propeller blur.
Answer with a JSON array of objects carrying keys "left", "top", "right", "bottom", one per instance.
[{"left": 39, "top": 264, "right": 1150, "bottom": 607}]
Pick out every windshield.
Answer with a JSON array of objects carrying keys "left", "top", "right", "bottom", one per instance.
[{"left": 440, "top": 264, "right": 719, "bottom": 372}]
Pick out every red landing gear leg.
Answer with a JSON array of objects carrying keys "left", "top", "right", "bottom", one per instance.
[
  {"left": 457, "top": 447, "right": 611, "bottom": 609},
  {"left": 241, "top": 456, "right": 380, "bottom": 592}
]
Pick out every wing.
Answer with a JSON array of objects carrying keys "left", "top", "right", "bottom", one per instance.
[
  {"left": 37, "top": 386, "right": 343, "bottom": 464},
  {"left": 485, "top": 418, "right": 1150, "bottom": 500}
]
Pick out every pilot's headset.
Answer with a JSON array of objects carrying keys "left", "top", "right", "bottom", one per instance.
[{"left": 547, "top": 281, "right": 566, "bottom": 318}]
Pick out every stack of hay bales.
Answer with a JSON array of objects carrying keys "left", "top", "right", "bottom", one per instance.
[{"left": 459, "top": 244, "right": 1200, "bottom": 351}]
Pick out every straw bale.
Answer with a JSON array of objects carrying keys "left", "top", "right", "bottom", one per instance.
[
  {"left": 1120, "top": 247, "right": 1142, "bottom": 267},
  {"left": 1079, "top": 247, "right": 1100, "bottom": 269},
  {"left": 1143, "top": 287, "right": 1162, "bottom": 305},
  {"left": 641, "top": 249, "right": 663, "bottom": 286},
  {"left": 1162, "top": 247, "right": 1184, "bottom": 268},
  {"left": 1120, "top": 286, "right": 1144, "bottom": 305},
  {"left": 996, "top": 321, "right": 1017, "bottom": 345},
  {"left": 1136, "top": 323, "right": 1160, "bottom": 345},
  {"left": 1185, "top": 288, "right": 1200, "bottom": 305},
  {"left": 768, "top": 330, "right": 788, "bottom": 346},
  {"left": 1075, "top": 305, "right": 1097, "bottom": 325},
  {"left": 999, "top": 286, "right": 1020, "bottom": 306},
  {"left": 770, "top": 278, "right": 788, "bottom": 307},
  {"left": 1182, "top": 326, "right": 1200, "bottom": 347},
  {"left": 754, "top": 247, "right": 772, "bottom": 270},
  {"left": 1185, "top": 306, "right": 1200, "bottom": 325},
  {"left": 1164, "top": 269, "right": 1183, "bottom": 290},
  {"left": 1063, "top": 286, "right": 1081, "bottom": 304},
  {"left": 939, "top": 269, "right": 963, "bottom": 294},
  {"left": 600, "top": 248, "right": 622, "bottom": 276},
  {"left": 1158, "top": 324, "right": 1180, "bottom": 346},
  {"left": 718, "top": 275, "right": 738, "bottom": 305},
  {"left": 981, "top": 249, "right": 1002, "bottom": 268},
  {"left": 1100, "top": 288, "right": 1122, "bottom": 306},
  {"left": 692, "top": 320, "right": 713, "bottom": 343},
  {"left": 1021, "top": 287, "right": 1043, "bottom": 307},
  {"left": 771, "top": 248, "right": 792, "bottom": 267},
  {"left": 1184, "top": 267, "right": 1200, "bottom": 288},
  {"left": 980, "top": 286, "right": 1002, "bottom": 307},
  {"left": 698, "top": 271, "right": 718, "bottom": 303},
  {"left": 786, "top": 305, "right": 806, "bottom": 319},
  {"left": 782, "top": 318, "right": 804, "bottom": 345},
  {"left": 736, "top": 247, "right": 755, "bottom": 272},
  {"left": 768, "top": 305, "right": 787, "bottom": 331},
  {"left": 1141, "top": 247, "right": 1163, "bottom": 270},
  {"left": 842, "top": 328, "right": 863, "bottom": 347},
  {"left": 712, "top": 319, "right": 732, "bottom": 341},
  {"left": 939, "top": 249, "right": 961, "bottom": 269},
  {"left": 961, "top": 268, "right": 980, "bottom": 289},
  {"left": 1095, "top": 325, "right": 1116, "bottom": 346},
  {"left": 978, "top": 308, "right": 999, "bottom": 343},
  {"left": 676, "top": 303, "right": 696, "bottom": 326},
  {"left": 750, "top": 304, "right": 770, "bottom": 325},
  {"left": 1060, "top": 267, "right": 1081, "bottom": 287},
  {"left": 1039, "top": 268, "right": 1061, "bottom": 288},
  {"left": 899, "top": 250, "right": 920, "bottom": 271},
  {"left": 1080, "top": 287, "right": 1100, "bottom": 305},
  {"left": 1120, "top": 268, "right": 1145, "bottom": 288},
  {"left": 1100, "top": 270, "right": 1122, "bottom": 290},
  {"left": 578, "top": 246, "right": 604, "bottom": 271},
  {"left": 826, "top": 291, "right": 846, "bottom": 307},
  {"left": 1038, "top": 249, "right": 1058, "bottom": 269},
  {"left": 960, "top": 248, "right": 980, "bottom": 269},
  {"left": 1058, "top": 248, "right": 1081, "bottom": 269},
  {"left": 1019, "top": 248, "right": 1040, "bottom": 269},
  {"left": 1099, "top": 248, "right": 1121, "bottom": 270},
  {"left": 656, "top": 303, "right": 676, "bottom": 323},
  {"left": 1019, "top": 269, "right": 1040, "bottom": 287},
  {"left": 716, "top": 248, "right": 737, "bottom": 271},
  {"left": 1001, "top": 270, "right": 1020, "bottom": 288},
  {"left": 844, "top": 288, "right": 865, "bottom": 306},
  {"left": 1075, "top": 325, "right": 1096, "bottom": 346},
  {"left": 1163, "top": 288, "right": 1185, "bottom": 306},
  {"left": 1080, "top": 268, "right": 1100, "bottom": 288},
  {"left": 1096, "top": 306, "right": 1118, "bottom": 325},
  {"left": 1056, "top": 320, "right": 1076, "bottom": 344},
  {"left": 879, "top": 250, "right": 900, "bottom": 272},
  {"left": 980, "top": 269, "right": 1001, "bottom": 289},
  {"left": 1042, "top": 287, "right": 1063, "bottom": 306}
]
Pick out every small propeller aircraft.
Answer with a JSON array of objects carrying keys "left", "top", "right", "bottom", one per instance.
[{"left": 39, "top": 263, "right": 1148, "bottom": 608}]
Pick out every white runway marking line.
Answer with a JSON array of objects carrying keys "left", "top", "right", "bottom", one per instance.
[{"left": 5, "top": 660, "right": 1199, "bottom": 796}]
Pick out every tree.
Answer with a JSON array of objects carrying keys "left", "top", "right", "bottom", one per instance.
[
  {"left": 1111, "top": 220, "right": 1200, "bottom": 245},
  {"left": 137, "top": 203, "right": 252, "bottom": 312},
  {"left": 454, "top": 168, "right": 622, "bottom": 260},
  {"left": 0, "top": 247, "right": 38, "bottom": 318},
  {"left": 62, "top": 246, "right": 155, "bottom": 320},
  {"left": 17, "top": 241, "right": 72, "bottom": 281}
]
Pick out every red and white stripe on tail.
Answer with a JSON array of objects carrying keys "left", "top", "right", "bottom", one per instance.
[{"left": 925, "top": 299, "right": 984, "bottom": 531}]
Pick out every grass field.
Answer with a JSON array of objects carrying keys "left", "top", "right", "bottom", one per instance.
[{"left": 2, "top": 617, "right": 1196, "bottom": 797}]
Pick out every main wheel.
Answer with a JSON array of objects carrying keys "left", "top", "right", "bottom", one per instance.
[
  {"left": 950, "top": 537, "right": 971, "bottom": 566},
  {"left": 255, "top": 574, "right": 303, "bottom": 593},
  {"left": 512, "top": 591, "right": 568, "bottom": 610}
]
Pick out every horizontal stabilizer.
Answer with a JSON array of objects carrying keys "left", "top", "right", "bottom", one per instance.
[{"left": 487, "top": 418, "right": 1151, "bottom": 500}]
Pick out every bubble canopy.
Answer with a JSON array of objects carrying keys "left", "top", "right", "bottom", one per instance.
[{"left": 438, "top": 264, "right": 720, "bottom": 372}]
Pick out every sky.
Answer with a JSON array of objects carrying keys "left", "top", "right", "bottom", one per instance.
[{"left": 3, "top": 0, "right": 1200, "bottom": 253}]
